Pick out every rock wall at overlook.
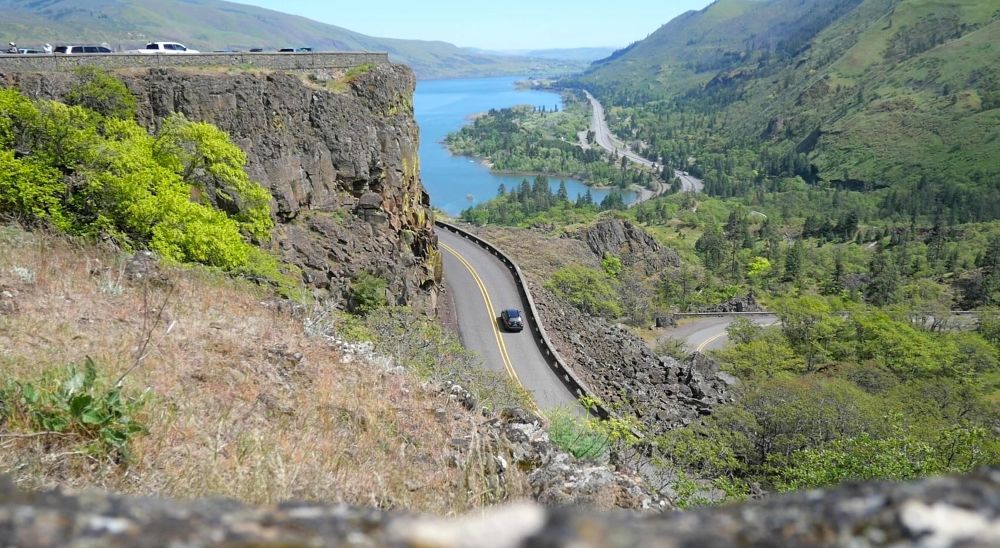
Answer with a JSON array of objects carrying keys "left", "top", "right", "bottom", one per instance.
[{"left": 1, "top": 65, "right": 440, "bottom": 312}]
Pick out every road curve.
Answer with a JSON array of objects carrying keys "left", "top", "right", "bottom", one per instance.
[
  {"left": 665, "top": 315, "right": 779, "bottom": 352},
  {"left": 436, "top": 227, "right": 582, "bottom": 413},
  {"left": 583, "top": 91, "right": 704, "bottom": 193}
]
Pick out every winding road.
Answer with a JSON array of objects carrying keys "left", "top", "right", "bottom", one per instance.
[
  {"left": 583, "top": 91, "right": 704, "bottom": 193},
  {"left": 666, "top": 315, "right": 778, "bottom": 353},
  {"left": 437, "top": 227, "right": 582, "bottom": 414},
  {"left": 437, "top": 223, "right": 772, "bottom": 414}
]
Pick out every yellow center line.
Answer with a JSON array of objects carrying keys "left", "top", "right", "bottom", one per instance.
[
  {"left": 696, "top": 331, "right": 727, "bottom": 353},
  {"left": 440, "top": 242, "right": 544, "bottom": 417}
]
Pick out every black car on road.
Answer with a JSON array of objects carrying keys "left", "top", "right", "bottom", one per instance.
[{"left": 500, "top": 309, "right": 524, "bottom": 332}]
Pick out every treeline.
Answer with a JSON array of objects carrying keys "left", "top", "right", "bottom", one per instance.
[
  {"left": 656, "top": 297, "right": 1000, "bottom": 500},
  {"left": 446, "top": 105, "right": 662, "bottom": 190},
  {"left": 460, "top": 175, "right": 626, "bottom": 226}
]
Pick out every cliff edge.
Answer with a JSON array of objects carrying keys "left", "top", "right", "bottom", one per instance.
[{"left": 2, "top": 65, "right": 439, "bottom": 312}]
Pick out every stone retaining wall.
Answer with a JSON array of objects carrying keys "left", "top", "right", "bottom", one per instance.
[{"left": 0, "top": 52, "right": 389, "bottom": 72}]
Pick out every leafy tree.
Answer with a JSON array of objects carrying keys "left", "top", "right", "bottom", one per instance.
[
  {"left": 897, "top": 279, "right": 954, "bottom": 331},
  {"left": 775, "top": 296, "right": 846, "bottom": 370},
  {"left": 866, "top": 251, "right": 900, "bottom": 306},
  {"left": 746, "top": 256, "right": 772, "bottom": 287},
  {"left": 0, "top": 150, "right": 68, "bottom": 229},
  {"left": 0, "top": 87, "right": 277, "bottom": 276},
  {"left": 717, "top": 337, "right": 804, "bottom": 379},
  {"left": 850, "top": 309, "right": 959, "bottom": 378},
  {"left": 153, "top": 113, "right": 273, "bottom": 241},
  {"left": 726, "top": 317, "right": 764, "bottom": 345},
  {"left": 980, "top": 308, "right": 1000, "bottom": 350},
  {"left": 601, "top": 253, "right": 622, "bottom": 278}
]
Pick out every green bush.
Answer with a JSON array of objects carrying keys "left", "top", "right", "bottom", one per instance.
[
  {"left": 0, "top": 87, "right": 280, "bottom": 278},
  {"left": 65, "top": 67, "right": 137, "bottom": 120},
  {"left": 1, "top": 357, "right": 147, "bottom": 461},
  {"left": 547, "top": 409, "right": 608, "bottom": 460},
  {"left": 349, "top": 272, "right": 389, "bottom": 315},
  {"left": 545, "top": 265, "right": 622, "bottom": 318}
]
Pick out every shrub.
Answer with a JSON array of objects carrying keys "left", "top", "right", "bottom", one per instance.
[
  {"left": 349, "top": 272, "right": 389, "bottom": 315},
  {"left": 64, "top": 67, "right": 137, "bottom": 120},
  {"left": 655, "top": 337, "right": 688, "bottom": 360},
  {"left": 0, "top": 88, "right": 280, "bottom": 279},
  {"left": 1, "top": 357, "right": 147, "bottom": 461},
  {"left": 547, "top": 409, "right": 608, "bottom": 460},
  {"left": 545, "top": 265, "right": 622, "bottom": 318}
]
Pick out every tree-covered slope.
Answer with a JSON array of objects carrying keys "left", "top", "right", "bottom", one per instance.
[
  {"left": 0, "top": 0, "right": 583, "bottom": 79},
  {"left": 572, "top": 0, "right": 1000, "bottom": 210}
]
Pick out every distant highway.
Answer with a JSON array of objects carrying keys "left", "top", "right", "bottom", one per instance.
[
  {"left": 437, "top": 227, "right": 582, "bottom": 414},
  {"left": 583, "top": 91, "right": 704, "bottom": 193}
]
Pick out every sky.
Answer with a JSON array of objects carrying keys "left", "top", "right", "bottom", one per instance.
[{"left": 234, "top": 0, "right": 715, "bottom": 50}]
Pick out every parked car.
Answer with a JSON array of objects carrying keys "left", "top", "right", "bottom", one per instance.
[
  {"left": 131, "top": 42, "right": 199, "bottom": 54},
  {"left": 279, "top": 47, "right": 313, "bottom": 52},
  {"left": 500, "top": 309, "right": 524, "bottom": 332},
  {"left": 53, "top": 45, "right": 113, "bottom": 54},
  {"left": 18, "top": 48, "right": 46, "bottom": 54}
]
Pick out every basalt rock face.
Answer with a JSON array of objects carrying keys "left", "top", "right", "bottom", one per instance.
[
  {"left": 531, "top": 283, "right": 734, "bottom": 435},
  {"left": 2, "top": 66, "right": 439, "bottom": 312},
  {"left": 574, "top": 218, "right": 680, "bottom": 276},
  {"left": 2, "top": 470, "right": 997, "bottom": 547}
]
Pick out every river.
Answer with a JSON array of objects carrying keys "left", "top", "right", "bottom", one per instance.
[{"left": 414, "top": 76, "right": 633, "bottom": 216}]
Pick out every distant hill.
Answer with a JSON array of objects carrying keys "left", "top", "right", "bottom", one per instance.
[
  {"left": 469, "top": 47, "right": 618, "bottom": 62},
  {"left": 0, "top": 0, "right": 585, "bottom": 79},
  {"left": 572, "top": 0, "right": 1000, "bottom": 197}
]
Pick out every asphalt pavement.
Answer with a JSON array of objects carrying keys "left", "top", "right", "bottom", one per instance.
[
  {"left": 664, "top": 315, "right": 779, "bottom": 352},
  {"left": 436, "top": 227, "right": 582, "bottom": 414},
  {"left": 583, "top": 91, "right": 704, "bottom": 193}
]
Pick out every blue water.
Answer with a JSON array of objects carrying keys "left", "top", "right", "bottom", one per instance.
[{"left": 414, "top": 76, "right": 633, "bottom": 216}]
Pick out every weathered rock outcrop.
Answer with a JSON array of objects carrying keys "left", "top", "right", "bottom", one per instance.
[
  {"left": 3, "top": 470, "right": 997, "bottom": 546},
  {"left": 2, "top": 66, "right": 439, "bottom": 312},
  {"left": 573, "top": 218, "right": 680, "bottom": 276},
  {"left": 531, "top": 284, "right": 734, "bottom": 434},
  {"left": 467, "top": 406, "right": 665, "bottom": 511}
]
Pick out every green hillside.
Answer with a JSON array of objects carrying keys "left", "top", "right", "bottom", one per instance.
[
  {"left": 571, "top": 0, "right": 1000, "bottom": 220},
  {"left": 0, "top": 0, "right": 584, "bottom": 79}
]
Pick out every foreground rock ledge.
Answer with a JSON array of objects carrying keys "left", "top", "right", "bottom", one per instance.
[{"left": 2, "top": 470, "right": 999, "bottom": 547}]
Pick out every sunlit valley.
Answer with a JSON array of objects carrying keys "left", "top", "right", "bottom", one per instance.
[{"left": 0, "top": 0, "right": 998, "bottom": 545}]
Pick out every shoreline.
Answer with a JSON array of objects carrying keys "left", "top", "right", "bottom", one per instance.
[{"left": 441, "top": 144, "right": 633, "bottom": 194}]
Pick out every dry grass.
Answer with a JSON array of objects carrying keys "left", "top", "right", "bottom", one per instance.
[
  {"left": 473, "top": 225, "right": 599, "bottom": 283},
  {"left": 0, "top": 225, "right": 525, "bottom": 513}
]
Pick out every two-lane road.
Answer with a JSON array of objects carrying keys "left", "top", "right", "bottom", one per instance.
[
  {"left": 583, "top": 91, "right": 704, "bottom": 193},
  {"left": 437, "top": 227, "right": 581, "bottom": 413},
  {"left": 666, "top": 315, "right": 779, "bottom": 353}
]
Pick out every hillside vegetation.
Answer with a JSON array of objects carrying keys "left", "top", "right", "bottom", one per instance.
[
  {"left": 569, "top": 0, "right": 1000, "bottom": 210},
  {"left": 0, "top": 0, "right": 584, "bottom": 79}
]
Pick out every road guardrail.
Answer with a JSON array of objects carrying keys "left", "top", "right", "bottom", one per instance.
[{"left": 436, "top": 220, "right": 625, "bottom": 426}]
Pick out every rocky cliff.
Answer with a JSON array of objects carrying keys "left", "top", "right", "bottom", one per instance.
[
  {"left": 574, "top": 218, "right": 680, "bottom": 277},
  {"left": 531, "top": 283, "right": 734, "bottom": 434},
  {"left": 1, "top": 65, "right": 439, "bottom": 312}
]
